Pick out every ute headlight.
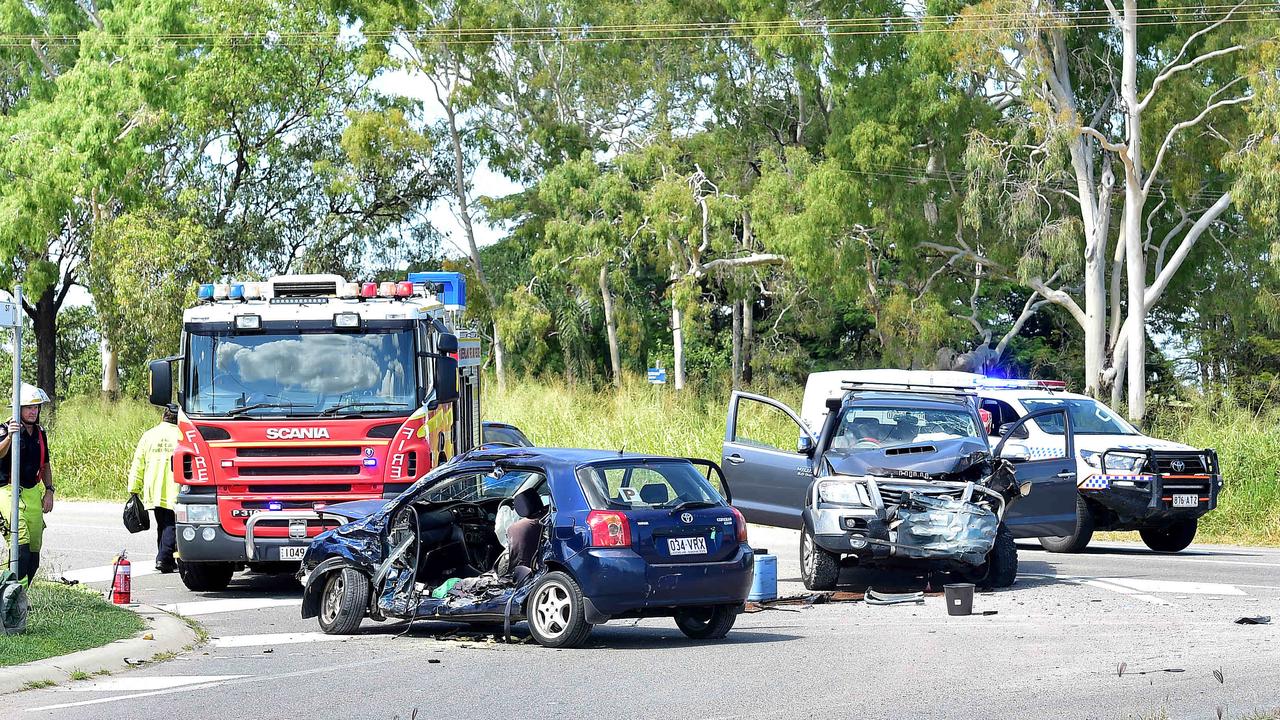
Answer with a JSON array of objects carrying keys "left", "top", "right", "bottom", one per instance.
[
  {"left": 176, "top": 503, "right": 218, "bottom": 524},
  {"left": 1080, "top": 450, "right": 1144, "bottom": 472},
  {"left": 817, "top": 480, "right": 868, "bottom": 505}
]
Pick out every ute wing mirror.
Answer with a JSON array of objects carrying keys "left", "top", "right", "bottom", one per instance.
[{"left": 797, "top": 435, "right": 816, "bottom": 456}]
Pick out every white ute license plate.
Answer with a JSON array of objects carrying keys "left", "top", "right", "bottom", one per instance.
[
  {"left": 1171, "top": 494, "right": 1199, "bottom": 508},
  {"left": 667, "top": 537, "right": 707, "bottom": 556},
  {"left": 279, "top": 546, "right": 307, "bottom": 561}
]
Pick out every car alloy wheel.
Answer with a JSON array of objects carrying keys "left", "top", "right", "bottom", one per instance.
[
  {"left": 531, "top": 579, "right": 573, "bottom": 640},
  {"left": 320, "top": 573, "right": 345, "bottom": 627}
]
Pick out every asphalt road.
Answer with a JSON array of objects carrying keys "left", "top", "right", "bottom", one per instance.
[{"left": 5, "top": 502, "right": 1279, "bottom": 720}]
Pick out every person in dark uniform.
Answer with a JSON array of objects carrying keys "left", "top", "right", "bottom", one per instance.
[{"left": 0, "top": 383, "right": 54, "bottom": 585}]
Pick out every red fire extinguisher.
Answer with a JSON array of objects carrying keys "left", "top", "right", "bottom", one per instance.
[{"left": 111, "top": 552, "right": 131, "bottom": 605}]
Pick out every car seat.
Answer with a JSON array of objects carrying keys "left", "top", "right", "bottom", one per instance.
[{"left": 513, "top": 487, "right": 546, "bottom": 519}]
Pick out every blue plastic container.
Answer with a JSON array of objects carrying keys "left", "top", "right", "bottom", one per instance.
[{"left": 748, "top": 549, "right": 778, "bottom": 602}]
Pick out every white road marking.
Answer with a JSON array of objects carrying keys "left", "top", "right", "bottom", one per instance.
[
  {"left": 60, "top": 564, "right": 157, "bottom": 584},
  {"left": 58, "top": 676, "right": 247, "bottom": 693},
  {"left": 1080, "top": 579, "right": 1173, "bottom": 606},
  {"left": 25, "top": 659, "right": 386, "bottom": 713},
  {"left": 210, "top": 632, "right": 347, "bottom": 648},
  {"left": 1096, "top": 577, "right": 1247, "bottom": 596},
  {"left": 1019, "top": 547, "right": 1280, "bottom": 569},
  {"left": 159, "top": 597, "right": 301, "bottom": 616}
]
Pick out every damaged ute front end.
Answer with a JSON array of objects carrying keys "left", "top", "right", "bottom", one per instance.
[{"left": 805, "top": 456, "right": 1028, "bottom": 571}]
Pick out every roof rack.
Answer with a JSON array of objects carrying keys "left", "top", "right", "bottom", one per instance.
[{"left": 838, "top": 381, "right": 978, "bottom": 399}]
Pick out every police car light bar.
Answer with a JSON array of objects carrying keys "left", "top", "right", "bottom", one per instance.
[{"left": 978, "top": 379, "right": 1068, "bottom": 391}]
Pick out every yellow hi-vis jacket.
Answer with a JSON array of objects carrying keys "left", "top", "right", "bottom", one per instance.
[{"left": 127, "top": 422, "right": 181, "bottom": 510}]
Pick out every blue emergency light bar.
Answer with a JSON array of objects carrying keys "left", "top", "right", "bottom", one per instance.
[
  {"left": 977, "top": 378, "right": 1067, "bottom": 390},
  {"left": 198, "top": 283, "right": 215, "bottom": 301},
  {"left": 407, "top": 271, "right": 466, "bottom": 308}
]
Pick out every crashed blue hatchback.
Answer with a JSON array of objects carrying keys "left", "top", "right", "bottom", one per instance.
[{"left": 299, "top": 448, "right": 754, "bottom": 648}]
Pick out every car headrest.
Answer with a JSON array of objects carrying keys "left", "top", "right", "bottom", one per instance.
[
  {"left": 639, "top": 484, "right": 670, "bottom": 505},
  {"left": 513, "top": 487, "right": 545, "bottom": 519}
]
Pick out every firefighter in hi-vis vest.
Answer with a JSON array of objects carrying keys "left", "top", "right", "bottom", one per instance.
[
  {"left": 0, "top": 383, "right": 55, "bottom": 585},
  {"left": 128, "top": 404, "right": 181, "bottom": 573}
]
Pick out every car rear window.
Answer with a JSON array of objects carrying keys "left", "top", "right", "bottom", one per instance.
[{"left": 575, "top": 461, "right": 726, "bottom": 510}]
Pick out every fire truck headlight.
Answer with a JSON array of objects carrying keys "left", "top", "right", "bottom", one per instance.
[
  {"left": 333, "top": 312, "right": 361, "bottom": 330},
  {"left": 234, "top": 314, "right": 261, "bottom": 331},
  {"left": 176, "top": 503, "right": 217, "bottom": 524}
]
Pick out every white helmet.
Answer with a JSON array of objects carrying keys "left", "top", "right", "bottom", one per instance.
[{"left": 19, "top": 383, "right": 49, "bottom": 407}]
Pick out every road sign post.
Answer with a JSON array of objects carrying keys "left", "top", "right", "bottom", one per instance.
[
  {"left": 647, "top": 367, "right": 667, "bottom": 384},
  {"left": 4, "top": 287, "right": 21, "bottom": 578}
]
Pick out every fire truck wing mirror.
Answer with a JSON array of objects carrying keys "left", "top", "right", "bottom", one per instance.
[
  {"left": 148, "top": 359, "right": 173, "bottom": 407},
  {"left": 434, "top": 355, "right": 459, "bottom": 406},
  {"left": 437, "top": 333, "right": 459, "bottom": 354}
]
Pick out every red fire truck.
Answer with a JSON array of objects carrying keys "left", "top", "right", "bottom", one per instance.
[{"left": 147, "top": 271, "right": 487, "bottom": 591}]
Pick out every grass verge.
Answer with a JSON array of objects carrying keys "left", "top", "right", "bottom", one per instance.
[{"left": 0, "top": 581, "right": 145, "bottom": 667}]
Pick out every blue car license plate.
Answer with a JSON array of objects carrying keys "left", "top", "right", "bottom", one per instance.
[{"left": 667, "top": 537, "right": 707, "bottom": 556}]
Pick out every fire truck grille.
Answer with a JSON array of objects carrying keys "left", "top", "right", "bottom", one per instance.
[
  {"left": 239, "top": 465, "right": 361, "bottom": 477},
  {"left": 239, "top": 484, "right": 353, "bottom": 494},
  {"left": 237, "top": 446, "right": 363, "bottom": 458}
]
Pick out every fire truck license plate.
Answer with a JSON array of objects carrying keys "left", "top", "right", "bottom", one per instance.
[
  {"left": 667, "top": 537, "right": 707, "bottom": 555},
  {"left": 1172, "top": 494, "right": 1199, "bottom": 508},
  {"left": 279, "top": 546, "right": 307, "bottom": 561}
]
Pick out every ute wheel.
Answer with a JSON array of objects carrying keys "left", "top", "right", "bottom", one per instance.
[
  {"left": 318, "top": 568, "right": 369, "bottom": 635},
  {"left": 675, "top": 606, "right": 737, "bottom": 640},
  {"left": 526, "top": 571, "right": 592, "bottom": 648},
  {"left": 1140, "top": 519, "right": 1197, "bottom": 553},
  {"left": 984, "top": 524, "right": 1019, "bottom": 589},
  {"left": 177, "top": 561, "right": 234, "bottom": 592},
  {"left": 800, "top": 528, "right": 840, "bottom": 591},
  {"left": 1038, "top": 495, "right": 1095, "bottom": 553}
]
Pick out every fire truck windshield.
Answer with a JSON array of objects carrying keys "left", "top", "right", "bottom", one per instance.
[{"left": 184, "top": 329, "right": 419, "bottom": 418}]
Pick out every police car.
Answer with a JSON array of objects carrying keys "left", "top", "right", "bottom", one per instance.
[{"left": 975, "top": 380, "right": 1221, "bottom": 553}]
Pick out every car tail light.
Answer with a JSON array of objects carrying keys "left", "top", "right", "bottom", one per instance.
[
  {"left": 729, "top": 506, "right": 748, "bottom": 542},
  {"left": 587, "top": 510, "right": 631, "bottom": 547}
]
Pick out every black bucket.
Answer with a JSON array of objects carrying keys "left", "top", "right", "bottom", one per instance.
[{"left": 944, "top": 583, "right": 974, "bottom": 616}]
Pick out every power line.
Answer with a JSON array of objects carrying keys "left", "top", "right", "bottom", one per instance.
[{"left": 0, "top": 3, "right": 1274, "bottom": 48}]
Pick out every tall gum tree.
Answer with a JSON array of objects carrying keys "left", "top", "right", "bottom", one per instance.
[
  {"left": 949, "top": 0, "right": 1273, "bottom": 419},
  {"left": 0, "top": 0, "right": 190, "bottom": 401}
]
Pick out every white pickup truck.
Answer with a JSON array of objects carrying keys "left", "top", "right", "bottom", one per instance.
[{"left": 974, "top": 380, "right": 1221, "bottom": 553}]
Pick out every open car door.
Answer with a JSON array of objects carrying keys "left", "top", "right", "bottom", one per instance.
[
  {"left": 722, "top": 391, "right": 817, "bottom": 529},
  {"left": 995, "top": 407, "right": 1078, "bottom": 538}
]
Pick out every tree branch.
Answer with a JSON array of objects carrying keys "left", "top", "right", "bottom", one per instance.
[
  {"left": 699, "top": 253, "right": 785, "bottom": 275},
  {"left": 1143, "top": 93, "right": 1253, "bottom": 196},
  {"left": 1140, "top": 1, "right": 1246, "bottom": 111},
  {"left": 1144, "top": 192, "right": 1231, "bottom": 310}
]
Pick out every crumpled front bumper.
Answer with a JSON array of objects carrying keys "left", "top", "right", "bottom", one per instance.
[{"left": 804, "top": 476, "right": 1002, "bottom": 566}]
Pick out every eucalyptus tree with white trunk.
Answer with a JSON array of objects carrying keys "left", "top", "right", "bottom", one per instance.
[{"left": 948, "top": 0, "right": 1270, "bottom": 420}]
